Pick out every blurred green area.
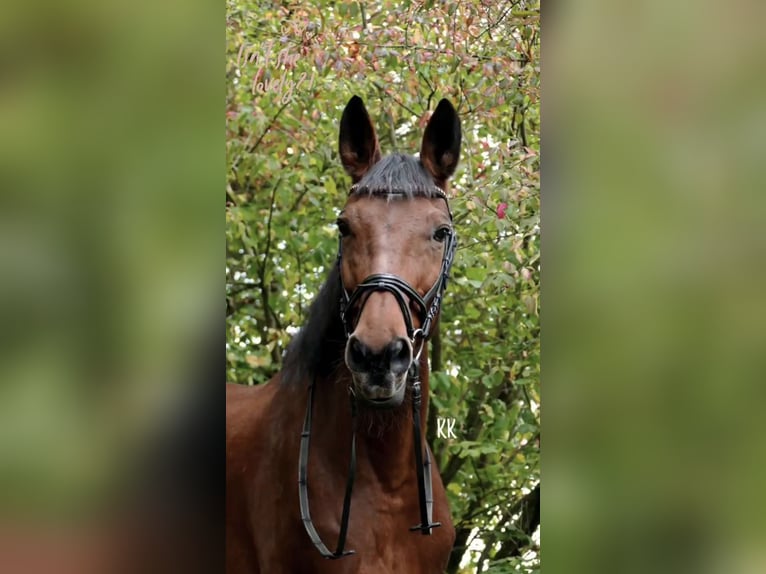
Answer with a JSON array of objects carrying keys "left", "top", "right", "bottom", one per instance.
[
  {"left": 0, "top": 0, "right": 221, "bottom": 568},
  {"left": 545, "top": 1, "right": 766, "bottom": 573}
]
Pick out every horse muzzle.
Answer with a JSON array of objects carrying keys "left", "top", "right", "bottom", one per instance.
[{"left": 345, "top": 335, "right": 411, "bottom": 407}]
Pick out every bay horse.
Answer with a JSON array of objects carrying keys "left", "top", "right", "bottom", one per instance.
[{"left": 227, "top": 95, "right": 461, "bottom": 573}]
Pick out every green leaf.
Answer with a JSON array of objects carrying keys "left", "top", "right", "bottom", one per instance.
[{"left": 464, "top": 267, "right": 487, "bottom": 282}]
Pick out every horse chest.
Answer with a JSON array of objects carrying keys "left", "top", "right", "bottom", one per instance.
[
  {"left": 293, "top": 529, "right": 453, "bottom": 574},
  {"left": 294, "top": 483, "right": 453, "bottom": 574}
]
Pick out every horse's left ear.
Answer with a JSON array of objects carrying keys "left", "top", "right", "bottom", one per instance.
[{"left": 420, "top": 99, "right": 462, "bottom": 184}]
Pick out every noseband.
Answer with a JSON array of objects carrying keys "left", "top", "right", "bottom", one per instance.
[{"left": 298, "top": 185, "right": 457, "bottom": 559}]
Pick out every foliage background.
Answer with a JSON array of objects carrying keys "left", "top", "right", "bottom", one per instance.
[{"left": 225, "top": 1, "right": 540, "bottom": 571}]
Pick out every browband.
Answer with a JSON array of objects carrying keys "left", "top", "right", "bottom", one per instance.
[{"left": 348, "top": 184, "right": 453, "bottom": 220}]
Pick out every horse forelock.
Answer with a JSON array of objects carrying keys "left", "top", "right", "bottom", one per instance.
[{"left": 349, "top": 153, "right": 447, "bottom": 199}]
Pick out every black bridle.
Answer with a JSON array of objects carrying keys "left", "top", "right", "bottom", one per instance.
[{"left": 298, "top": 186, "right": 457, "bottom": 559}]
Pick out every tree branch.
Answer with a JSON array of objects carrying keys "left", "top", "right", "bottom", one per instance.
[
  {"left": 358, "top": 2, "right": 367, "bottom": 29},
  {"left": 476, "top": 1, "right": 521, "bottom": 41},
  {"left": 246, "top": 100, "right": 290, "bottom": 155},
  {"left": 491, "top": 483, "right": 540, "bottom": 562},
  {"left": 371, "top": 81, "right": 420, "bottom": 117},
  {"left": 260, "top": 180, "right": 281, "bottom": 364},
  {"left": 447, "top": 523, "right": 477, "bottom": 574},
  {"left": 288, "top": 185, "right": 312, "bottom": 212}
]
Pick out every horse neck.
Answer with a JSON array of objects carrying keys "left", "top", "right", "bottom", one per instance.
[{"left": 312, "top": 346, "right": 431, "bottom": 489}]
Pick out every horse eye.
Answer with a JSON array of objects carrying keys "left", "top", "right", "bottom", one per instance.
[
  {"left": 336, "top": 218, "right": 351, "bottom": 237},
  {"left": 433, "top": 226, "right": 451, "bottom": 242}
]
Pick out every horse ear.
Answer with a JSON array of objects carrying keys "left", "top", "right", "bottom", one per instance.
[
  {"left": 420, "top": 99, "right": 461, "bottom": 184},
  {"left": 339, "top": 96, "right": 381, "bottom": 183}
]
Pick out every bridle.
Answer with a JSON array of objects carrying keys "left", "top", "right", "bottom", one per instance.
[
  {"left": 339, "top": 187, "right": 457, "bottom": 348},
  {"left": 298, "top": 185, "right": 458, "bottom": 559}
]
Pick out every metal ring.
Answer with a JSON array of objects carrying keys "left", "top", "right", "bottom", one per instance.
[{"left": 411, "top": 331, "right": 426, "bottom": 362}]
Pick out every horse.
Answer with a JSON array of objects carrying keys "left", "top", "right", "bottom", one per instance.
[{"left": 226, "top": 95, "right": 462, "bottom": 573}]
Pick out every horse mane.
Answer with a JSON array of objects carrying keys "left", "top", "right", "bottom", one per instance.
[
  {"left": 281, "top": 264, "right": 346, "bottom": 385},
  {"left": 282, "top": 152, "right": 443, "bottom": 386}
]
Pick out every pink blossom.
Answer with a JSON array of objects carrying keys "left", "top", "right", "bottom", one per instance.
[{"left": 497, "top": 202, "right": 508, "bottom": 219}]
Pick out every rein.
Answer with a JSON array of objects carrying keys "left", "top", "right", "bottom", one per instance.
[
  {"left": 298, "top": 376, "right": 358, "bottom": 558},
  {"left": 297, "top": 186, "right": 457, "bottom": 559}
]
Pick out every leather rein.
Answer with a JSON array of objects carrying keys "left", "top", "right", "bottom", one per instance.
[{"left": 298, "top": 186, "right": 457, "bottom": 559}]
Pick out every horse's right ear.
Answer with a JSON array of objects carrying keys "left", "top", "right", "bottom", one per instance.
[
  {"left": 420, "top": 99, "right": 461, "bottom": 186},
  {"left": 339, "top": 96, "right": 381, "bottom": 183}
]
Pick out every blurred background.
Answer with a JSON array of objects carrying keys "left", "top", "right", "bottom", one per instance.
[
  {"left": 226, "top": 2, "right": 540, "bottom": 572},
  {"left": 0, "top": 0, "right": 221, "bottom": 572},
  {"left": 544, "top": 1, "right": 766, "bottom": 573}
]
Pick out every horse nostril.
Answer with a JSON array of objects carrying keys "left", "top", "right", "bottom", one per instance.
[
  {"left": 347, "top": 336, "right": 411, "bottom": 377},
  {"left": 386, "top": 338, "right": 412, "bottom": 376},
  {"left": 347, "top": 336, "right": 369, "bottom": 371}
]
